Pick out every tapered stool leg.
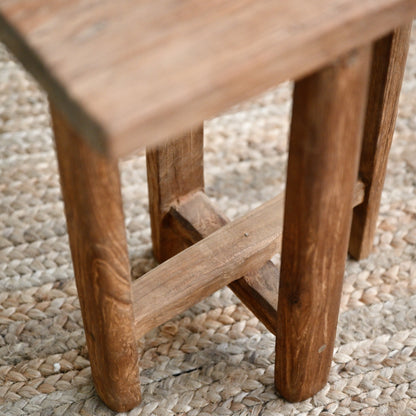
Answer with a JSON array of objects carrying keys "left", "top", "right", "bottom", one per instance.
[
  {"left": 275, "top": 46, "right": 372, "bottom": 401},
  {"left": 146, "top": 126, "right": 204, "bottom": 262},
  {"left": 349, "top": 23, "right": 412, "bottom": 260},
  {"left": 51, "top": 106, "right": 141, "bottom": 412}
]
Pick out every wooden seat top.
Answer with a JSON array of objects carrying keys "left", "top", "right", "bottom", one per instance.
[{"left": 0, "top": 0, "right": 415, "bottom": 157}]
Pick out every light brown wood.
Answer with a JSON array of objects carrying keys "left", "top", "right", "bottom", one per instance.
[
  {"left": 168, "top": 183, "right": 366, "bottom": 333},
  {"left": 146, "top": 127, "right": 204, "bottom": 262},
  {"left": 168, "top": 191, "right": 282, "bottom": 334},
  {"left": 349, "top": 23, "right": 412, "bottom": 260},
  {"left": 132, "top": 193, "right": 281, "bottom": 339},
  {"left": 230, "top": 264, "right": 279, "bottom": 334},
  {"left": 353, "top": 178, "right": 366, "bottom": 207},
  {"left": 1, "top": 0, "right": 415, "bottom": 156},
  {"left": 51, "top": 106, "right": 140, "bottom": 412},
  {"left": 276, "top": 46, "right": 372, "bottom": 402}
]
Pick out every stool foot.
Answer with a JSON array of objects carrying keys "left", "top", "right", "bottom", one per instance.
[
  {"left": 51, "top": 106, "right": 141, "bottom": 412},
  {"left": 349, "top": 24, "right": 412, "bottom": 260},
  {"left": 276, "top": 46, "right": 372, "bottom": 401}
]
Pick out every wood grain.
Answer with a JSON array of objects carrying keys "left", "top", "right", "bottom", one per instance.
[
  {"left": 166, "top": 184, "right": 366, "bottom": 334},
  {"left": 51, "top": 106, "right": 140, "bottom": 412},
  {"left": 1, "top": 0, "right": 415, "bottom": 156},
  {"left": 146, "top": 126, "right": 204, "bottom": 262},
  {"left": 132, "top": 193, "right": 281, "bottom": 339},
  {"left": 168, "top": 191, "right": 281, "bottom": 334},
  {"left": 349, "top": 23, "right": 412, "bottom": 260},
  {"left": 275, "top": 46, "right": 371, "bottom": 402}
]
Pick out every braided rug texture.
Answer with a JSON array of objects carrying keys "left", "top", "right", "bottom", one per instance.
[{"left": 1, "top": 24, "right": 416, "bottom": 416}]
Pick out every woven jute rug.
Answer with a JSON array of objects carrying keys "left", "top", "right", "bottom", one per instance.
[{"left": 1, "top": 24, "right": 416, "bottom": 416}]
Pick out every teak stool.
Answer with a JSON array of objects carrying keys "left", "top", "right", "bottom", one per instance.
[{"left": 1, "top": 1, "right": 415, "bottom": 412}]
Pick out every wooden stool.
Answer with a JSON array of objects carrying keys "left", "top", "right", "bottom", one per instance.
[{"left": 0, "top": 1, "right": 414, "bottom": 412}]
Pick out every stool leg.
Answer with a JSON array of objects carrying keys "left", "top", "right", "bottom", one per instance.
[
  {"left": 51, "top": 106, "right": 141, "bottom": 412},
  {"left": 146, "top": 126, "right": 204, "bottom": 262},
  {"left": 349, "top": 24, "right": 412, "bottom": 260},
  {"left": 275, "top": 46, "right": 371, "bottom": 401}
]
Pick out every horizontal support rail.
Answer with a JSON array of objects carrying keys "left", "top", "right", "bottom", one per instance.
[
  {"left": 132, "top": 193, "right": 280, "bottom": 338},
  {"left": 132, "top": 180, "right": 365, "bottom": 337},
  {"left": 168, "top": 180, "right": 365, "bottom": 333},
  {"left": 169, "top": 191, "right": 281, "bottom": 333}
]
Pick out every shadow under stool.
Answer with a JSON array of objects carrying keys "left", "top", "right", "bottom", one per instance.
[{"left": 0, "top": 1, "right": 415, "bottom": 412}]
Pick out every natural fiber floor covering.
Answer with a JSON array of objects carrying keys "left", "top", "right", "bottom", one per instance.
[{"left": 1, "top": 24, "right": 416, "bottom": 416}]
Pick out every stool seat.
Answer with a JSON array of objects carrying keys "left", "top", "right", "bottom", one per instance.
[{"left": 0, "top": 0, "right": 414, "bottom": 156}]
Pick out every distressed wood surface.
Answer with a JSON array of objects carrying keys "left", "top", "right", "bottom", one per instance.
[
  {"left": 168, "top": 183, "right": 366, "bottom": 333},
  {"left": 168, "top": 191, "right": 282, "bottom": 334},
  {"left": 276, "top": 46, "right": 372, "bottom": 402},
  {"left": 132, "top": 194, "right": 281, "bottom": 339},
  {"left": 349, "top": 23, "right": 412, "bottom": 260},
  {"left": 1, "top": 0, "right": 415, "bottom": 156},
  {"left": 146, "top": 127, "right": 204, "bottom": 262},
  {"left": 51, "top": 106, "right": 140, "bottom": 412}
]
